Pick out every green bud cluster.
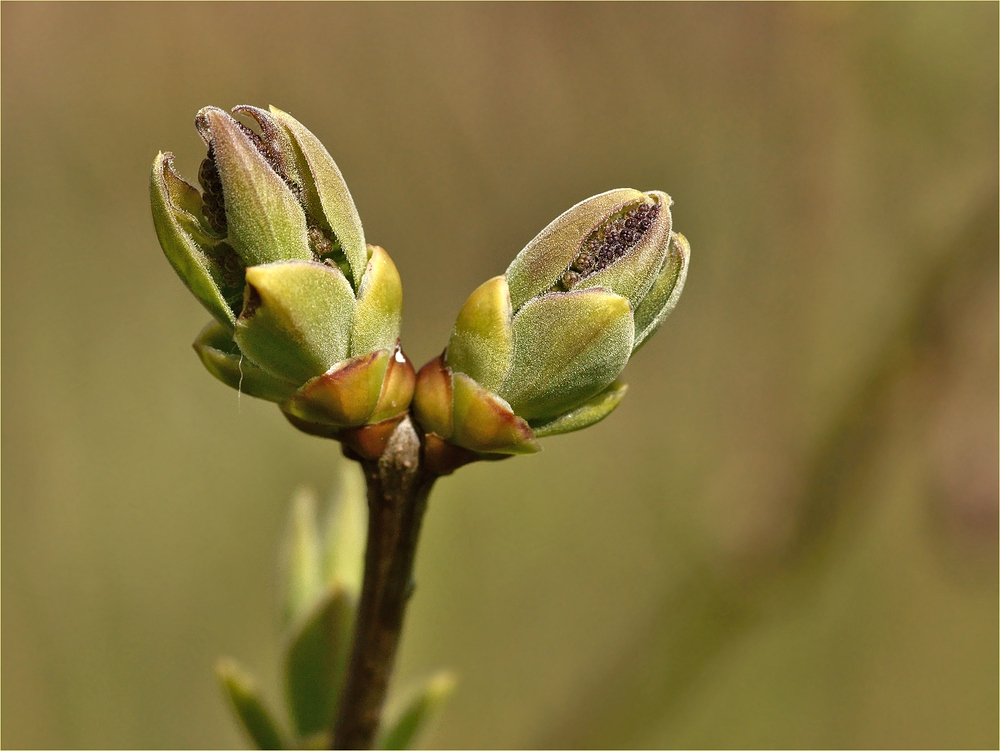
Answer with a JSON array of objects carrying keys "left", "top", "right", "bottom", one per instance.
[
  {"left": 152, "top": 106, "right": 689, "bottom": 465},
  {"left": 413, "top": 189, "right": 689, "bottom": 461},
  {"left": 151, "top": 106, "right": 413, "bottom": 458}
]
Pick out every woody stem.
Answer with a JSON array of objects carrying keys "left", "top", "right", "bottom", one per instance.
[{"left": 332, "top": 416, "right": 438, "bottom": 749}]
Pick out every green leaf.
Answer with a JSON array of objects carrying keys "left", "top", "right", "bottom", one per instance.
[
  {"left": 234, "top": 260, "right": 356, "bottom": 384},
  {"left": 378, "top": 672, "right": 457, "bottom": 750},
  {"left": 446, "top": 275, "right": 514, "bottom": 393},
  {"left": 149, "top": 152, "right": 236, "bottom": 328},
  {"left": 285, "top": 588, "right": 355, "bottom": 739},
  {"left": 198, "top": 107, "right": 312, "bottom": 267},
  {"left": 632, "top": 231, "right": 690, "bottom": 353},
  {"left": 192, "top": 320, "right": 299, "bottom": 402},
  {"left": 499, "top": 288, "right": 634, "bottom": 421},
  {"left": 270, "top": 106, "right": 368, "bottom": 289},
  {"left": 351, "top": 246, "right": 403, "bottom": 357},
  {"left": 530, "top": 379, "right": 628, "bottom": 437},
  {"left": 216, "top": 658, "right": 289, "bottom": 750},
  {"left": 323, "top": 465, "right": 367, "bottom": 600},
  {"left": 505, "top": 189, "right": 644, "bottom": 311},
  {"left": 281, "top": 487, "right": 324, "bottom": 627}
]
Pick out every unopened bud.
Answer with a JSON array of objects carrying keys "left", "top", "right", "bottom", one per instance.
[
  {"left": 414, "top": 188, "right": 689, "bottom": 458},
  {"left": 152, "top": 105, "right": 413, "bottom": 458}
]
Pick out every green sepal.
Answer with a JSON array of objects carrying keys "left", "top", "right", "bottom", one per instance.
[
  {"left": 322, "top": 466, "right": 367, "bottom": 601},
  {"left": 499, "top": 289, "right": 634, "bottom": 421},
  {"left": 632, "top": 231, "right": 690, "bottom": 353},
  {"left": 446, "top": 275, "right": 514, "bottom": 393},
  {"left": 235, "top": 261, "right": 356, "bottom": 384},
  {"left": 451, "top": 372, "right": 539, "bottom": 454},
  {"left": 197, "top": 107, "right": 312, "bottom": 267},
  {"left": 530, "top": 380, "right": 628, "bottom": 437},
  {"left": 573, "top": 191, "right": 673, "bottom": 308},
  {"left": 281, "top": 487, "right": 324, "bottom": 628},
  {"left": 270, "top": 106, "right": 368, "bottom": 289},
  {"left": 284, "top": 588, "right": 355, "bottom": 740},
  {"left": 505, "top": 189, "right": 644, "bottom": 311},
  {"left": 193, "top": 320, "right": 299, "bottom": 403},
  {"left": 150, "top": 152, "right": 236, "bottom": 328},
  {"left": 378, "top": 672, "right": 457, "bottom": 750},
  {"left": 216, "top": 658, "right": 289, "bottom": 750},
  {"left": 351, "top": 246, "right": 403, "bottom": 357}
]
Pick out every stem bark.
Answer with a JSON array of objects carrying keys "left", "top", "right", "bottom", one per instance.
[{"left": 332, "top": 416, "right": 438, "bottom": 749}]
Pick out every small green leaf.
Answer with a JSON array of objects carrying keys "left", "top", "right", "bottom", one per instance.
[
  {"left": 270, "top": 106, "right": 368, "bottom": 289},
  {"left": 323, "top": 465, "right": 367, "bottom": 600},
  {"left": 193, "top": 320, "right": 299, "bottom": 402},
  {"left": 499, "top": 288, "right": 634, "bottom": 421},
  {"left": 285, "top": 588, "right": 355, "bottom": 739},
  {"left": 446, "top": 275, "right": 514, "bottom": 393},
  {"left": 235, "top": 261, "right": 356, "bottom": 384},
  {"left": 198, "top": 107, "right": 311, "bottom": 267},
  {"left": 378, "top": 672, "right": 457, "bottom": 750},
  {"left": 281, "top": 487, "right": 324, "bottom": 627},
  {"left": 216, "top": 658, "right": 289, "bottom": 750},
  {"left": 150, "top": 152, "right": 236, "bottom": 328},
  {"left": 632, "top": 231, "right": 690, "bottom": 353},
  {"left": 351, "top": 246, "right": 403, "bottom": 357},
  {"left": 530, "top": 379, "right": 628, "bottom": 437}
]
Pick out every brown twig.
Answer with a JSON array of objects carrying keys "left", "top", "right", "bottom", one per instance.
[{"left": 332, "top": 416, "right": 438, "bottom": 749}]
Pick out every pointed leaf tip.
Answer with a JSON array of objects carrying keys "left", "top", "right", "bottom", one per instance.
[
  {"left": 234, "top": 260, "right": 356, "bottom": 384},
  {"left": 323, "top": 465, "right": 367, "bottom": 599},
  {"left": 150, "top": 152, "right": 237, "bottom": 328},
  {"left": 378, "top": 671, "right": 457, "bottom": 750},
  {"left": 202, "top": 107, "right": 311, "bottom": 267},
  {"left": 352, "top": 246, "right": 404, "bottom": 358},
  {"left": 269, "top": 106, "right": 368, "bottom": 288},
  {"left": 281, "top": 486, "right": 323, "bottom": 627},
  {"left": 631, "top": 230, "right": 690, "bottom": 353},
  {"left": 530, "top": 379, "right": 628, "bottom": 437},
  {"left": 216, "top": 658, "right": 288, "bottom": 750},
  {"left": 446, "top": 276, "right": 514, "bottom": 393}
]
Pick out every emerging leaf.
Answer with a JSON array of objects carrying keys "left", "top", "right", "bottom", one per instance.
[
  {"left": 284, "top": 589, "right": 355, "bottom": 739},
  {"left": 216, "top": 658, "right": 289, "bottom": 750}
]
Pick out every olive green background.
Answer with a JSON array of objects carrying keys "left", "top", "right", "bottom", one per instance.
[{"left": 3, "top": 3, "right": 997, "bottom": 748}]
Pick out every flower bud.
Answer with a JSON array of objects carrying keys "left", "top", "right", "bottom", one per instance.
[
  {"left": 413, "top": 189, "right": 689, "bottom": 459},
  {"left": 152, "top": 105, "right": 413, "bottom": 458}
]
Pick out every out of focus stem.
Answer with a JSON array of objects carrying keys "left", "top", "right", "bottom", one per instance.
[{"left": 332, "top": 416, "right": 438, "bottom": 749}]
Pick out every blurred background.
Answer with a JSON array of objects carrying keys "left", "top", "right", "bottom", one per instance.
[{"left": 3, "top": 3, "right": 997, "bottom": 748}]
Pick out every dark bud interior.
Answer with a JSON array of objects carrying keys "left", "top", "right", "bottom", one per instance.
[
  {"left": 198, "top": 146, "right": 228, "bottom": 236},
  {"left": 556, "top": 201, "right": 661, "bottom": 291}
]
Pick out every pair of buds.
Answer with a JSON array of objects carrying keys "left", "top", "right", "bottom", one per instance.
[{"left": 151, "top": 106, "right": 689, "bottom": 468}]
